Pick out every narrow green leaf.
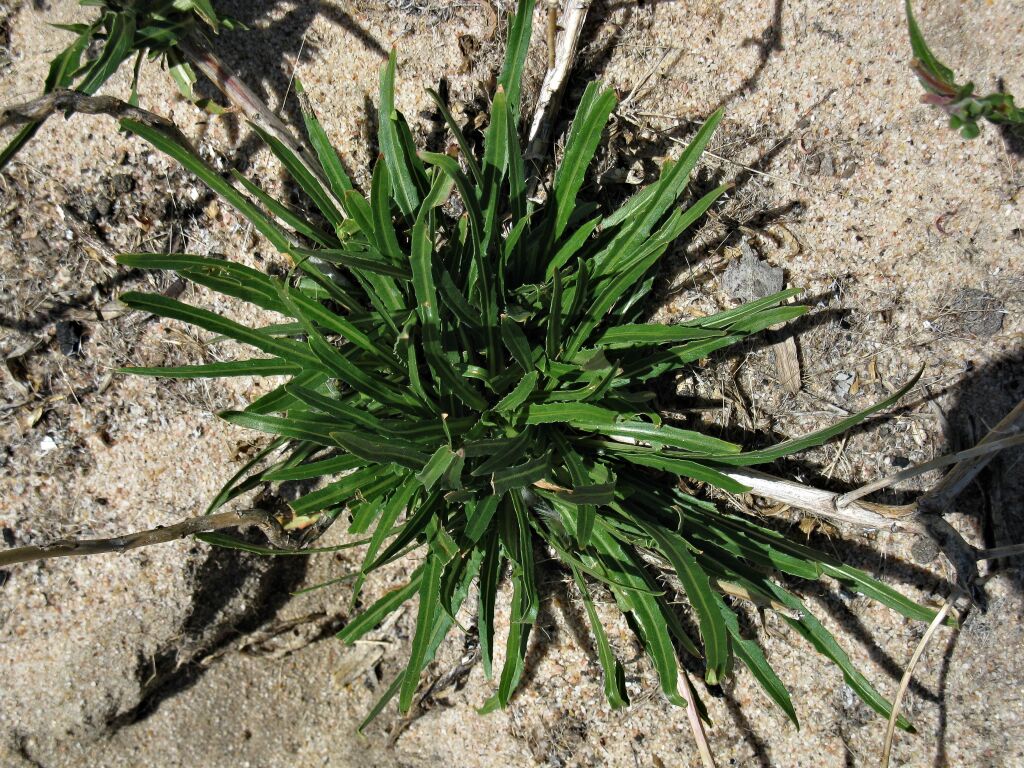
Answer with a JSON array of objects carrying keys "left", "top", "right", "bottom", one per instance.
[
  {"left": 717, "top": 597, "right": 799, "bottom": 727},
  {"left": 570, "top": 566, "right": 629, "bottom": 708},
  {"left": 491, "top": 452, "right": 551, "bottom": 496},
  {"left": 572, "top": 183, "right": 729, "bottom": 355},
  {"left": 251, "top": 123, "right": 345, "bottom": 229},
  {"left": 481, "top": 87, "right": 509, "bottom": 252},
  {"left": 119, "top": 291, "right": 318, "bottom": 367},
  {"left": 354, "top": 479, "right": 420, "bottom": 600},
  {"left": 496, "top": 0, "right": 536, "bottom": 117},
  {"left": 426, "top": 88, "right": 483, "bottom": 185},
  {"left": 121, "top": 120, "right": 292, "bottom": 253},
  {"left": 590, "top": 524, "right": 688, "bottom": 706},
  {"left": 296, "top": 246, "right": 411, "bottom": 280},
  {"left": 410, "top": 173, "right": 490, "bottom": 411},
  {"left": 493, "top": 370, "right": 539, "bottom": 413},
  {"left": 337, "top": 567, "right": 424, "bottom": 644},
  {"left": 546, "top": 217, "right": 600, "bottom": 278},
  {"left": 552, "top": 84, "right": 617, "bottom": 238},
  {"left": 331, "top": 430, "right": 431, "bottom": 470},
  {"left": 469, "top": 430, "right": 533, "bottom": 477},
  {"left": 636, "top": 519, "right": 729, "bottom": 685},
  {"left": 712, "top": 368, "right": 923, "bottom": 466},
  {"left": 369, "top": 160, "right": 406, "bottom": 263},
  {"left": 262, "top": 453, "right": 363, "bottom": 482},
  {"left": 366, "top": 491, "right": 438, "bottom": 571},
  {"left": 399, "top": 549, "right": 444, "bottom": 711},
  {"left": 117, "top": 358, "right": 298, "bottom": 379},
  {"left": 765, "top": 581, "right": 914, "bottom": 732},
  {"left": 546, "top": 267, "right": 564, "bottom": 359},
  {"left": 684, "top": 288, "right": 803, "bottom": 329},
  {"left": 295, "top": 78, "right": 355, "bottom": 199},
  {"left": 593, "top": 323, "right": 723, "bottom": 348},
  {"left": 204, "top": 436, "right": 288, "bottom": 515},
  {"left": 417, "top": 445, "right": 459, "bottom": 491},
  {"left": 477, "top": 530, "right": 502, "bottom": 677},
  {"left": 379, "top": 48, "right": 420, "bottom": 215},
  {"left": 500, "top": 316, "right": 535, "bottom": 373},
  {"left": 465, "top": 495, "right": 502, "bottom": 544},
  {"left": 78, "top": 11, "right": 134, "bottom": 94},
  {"left": 905, "top": 0, "right": 954, "bottom": 86},
  {"left": 220, "top": 410, "right": 337, "bottom": 446},
  {"left": 613, "top": 452, "right": 749, "bottom": 493},
  {"left": 232, "top": 171, "right": 335, "bottom": 246},
  {"left": 289, "top": 465, "right": 392, "bottom": 517}
]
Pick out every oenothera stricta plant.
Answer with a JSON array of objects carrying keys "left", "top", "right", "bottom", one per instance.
[
  {"left": 113, "top": 0, "right": 941, "bottom": 731},
  {"left": 906, "top": 0, "right": 1024, "bottom": 139}
]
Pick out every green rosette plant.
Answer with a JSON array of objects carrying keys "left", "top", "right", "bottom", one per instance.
[{"left": 111, "top": 0, "right": 940, "bottom": 731}]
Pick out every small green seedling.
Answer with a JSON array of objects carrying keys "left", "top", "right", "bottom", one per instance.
[{"left": 906, "top": 0, "right": 1024, "bottom": 139}]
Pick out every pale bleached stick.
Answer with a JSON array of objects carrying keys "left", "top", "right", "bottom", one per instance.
[
  {"left": 719, "top": 466, "right": 981, "bottom": 596},
  {"left": 719, "top": 467, "right": 926, "bottom": 534},
  {"left": 678, "top": 669, "right": 718, "bottom": 768},
  {"left": 526, "top": 0, "right": 592, "bottom": 161}
]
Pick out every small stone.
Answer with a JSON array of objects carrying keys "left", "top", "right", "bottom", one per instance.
[
  {"left": 721, "top": 240, "right": 784, "bottom": 302},
  {"left": 55, "top": 320, "right": 86, "bottom": 357},
  {"left": 935, "top": 288, "right": 1005, "bottom": 337},
  {"left": 911, "top": 536, "right": 940, "bottom": 563},
  {"left": 832, "top": 371, "right": 854, "bottom": 399}
]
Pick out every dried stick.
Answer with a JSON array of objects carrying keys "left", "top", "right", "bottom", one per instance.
[
  {"left": 720, "top": 466, "right": 982, "bottom": 596},
  {"left": 720, "top": 467, "right": 925, "bottom": 533},
  {"left": 974, "top": 543, "right": 1024, "bottom": 561},
  {"left": 526, "top": 0, "right": 592, "bottom": 161},
  {"left": 837, "top": 433, "right": 1024, "bottom": 508},
  {"left": 0, "top": 90, "right": 191, "bottom": 147},
  {"left": 0, "top": 509, "right": 288, "bottom": 568},
  {"left": 721, "top": 398, "right": 1024, "bottom": 596}
]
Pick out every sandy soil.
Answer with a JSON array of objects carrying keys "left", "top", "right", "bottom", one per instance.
[{"left": 1, "top": 1, "right": 1022, "bottom": 766}]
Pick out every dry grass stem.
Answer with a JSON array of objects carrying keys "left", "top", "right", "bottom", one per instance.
[
  {"left": 678, "top": 669, "right": 718, "bottom": 768},
  {"left": 919, "top": 399, "right": 1024, "bottom": 515},
  {"left": 838, "top": 432, "right": 1024, "bottom": 507},
  {"left": 879, "top": 597, "right": 957, "bottom": 768}
]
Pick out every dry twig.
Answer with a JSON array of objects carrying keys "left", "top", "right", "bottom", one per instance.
[
  {"left": 0, "top": 508, "right": 290, "bottom": 568},
  {"left": 176, "top": 34, "right": 333, "bottom": 192},
  {"left": 918, "top": 398, "right": 1024, "bottom": 516},
  {"left": 0, "top": 89, "right": 190, "bottom": 146},
  {"left": 720, "top": 398, "right": 1024, "bottom": 599}
]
